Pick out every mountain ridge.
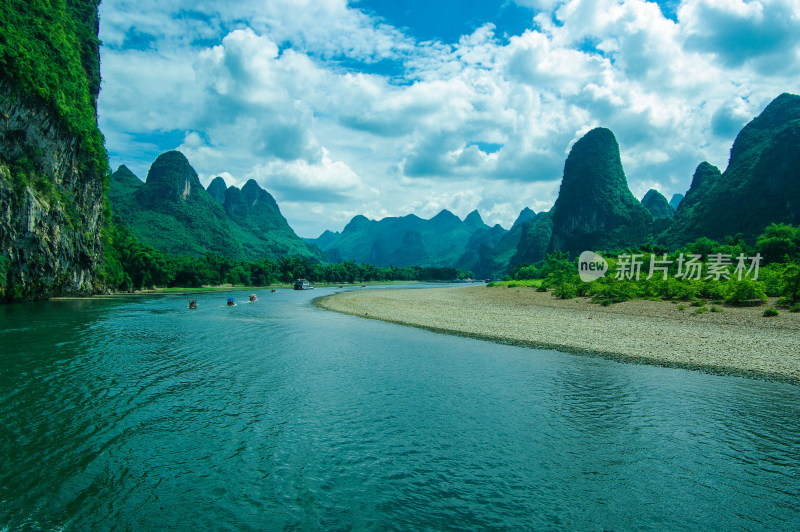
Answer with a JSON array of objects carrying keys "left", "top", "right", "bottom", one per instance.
[{"left": 108, "top": 151, "right": 324, "bottom": 262}]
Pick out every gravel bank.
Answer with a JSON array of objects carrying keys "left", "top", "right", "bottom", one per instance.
[{"left": 316, "top": 286, "right": 800, "bottom": 383}]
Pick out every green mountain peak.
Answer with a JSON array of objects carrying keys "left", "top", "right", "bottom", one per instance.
[
  {"left": 108, "top": 151, "right": 323, "bottom": 262},
  {"left": 223, "top": 185, "right": 248, "bottom": 222},
  {"left": 663, "top": 92, "right": 800, "bottom": 246},
  {"left": 511, "top": 207, "right": 536, "bottom": 230},
  {"left": 641, "top": 189, "right": 675, "bottom": 220},
  {"left": 549, "top": 127, "right": 653, "bottom": 253},
  {"left": 669, "top": 193, "right": 684, "bottom": 211},
  {"left": 464, "top": 209, "right": 484, "bottom": 228},
  {"left": 207, "top": 176, "right": 227, "bottom": 205},
  {"left": 138, "top": 150, "right": 204, "bottom": 207}
]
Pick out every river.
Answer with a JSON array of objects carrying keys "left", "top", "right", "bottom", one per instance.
[{"left": 1, "top": 286, "right": 799, "bottom": 530}]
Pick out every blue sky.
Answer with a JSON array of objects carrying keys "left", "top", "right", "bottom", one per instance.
[{"left": 98, "top": 0, "right": 800, "bottom": 237}]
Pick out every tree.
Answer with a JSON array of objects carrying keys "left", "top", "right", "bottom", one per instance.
[{"left": 756, "top": 224, "right": 800, "bottom": 264}]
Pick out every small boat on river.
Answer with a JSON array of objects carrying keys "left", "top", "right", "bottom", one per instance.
[
  {"left": 249, "top": 294, "right": 257, "bottom": 302},
  {"left": 293, "top": 279, "right": 314, "bottom": 290},
  {"left": 227, "top": 298, "right": 236, "bottom": 307},
  {"left": 188, "top": 299, "right": 197, "bottom": 309}
]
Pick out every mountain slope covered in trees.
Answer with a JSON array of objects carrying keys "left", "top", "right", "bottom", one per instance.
[
  {"left": 663, "top": 93, "right": 800, "bottom": 246},
  {"left": 108, "top": 151, "right": 324, "bottom": 262}
]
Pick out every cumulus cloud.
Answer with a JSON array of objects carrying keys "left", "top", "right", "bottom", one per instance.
[
  {"left": 193, "top": 28, "right": 323, "bottom": 162},
  {"left": 98, "top": 0, "right": 800, "bottom": 236},
  {"left": 252, "top": 148, "right": 366, "bottom": 203},
  {"left": 679, "top": 0, "right": 800, "bottom": 74}
]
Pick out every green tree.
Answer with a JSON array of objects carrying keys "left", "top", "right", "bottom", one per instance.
[{"left": 756, "top": 224, "right": 800, "bottom": 264}]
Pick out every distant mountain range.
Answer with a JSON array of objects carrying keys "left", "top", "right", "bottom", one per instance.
[
  {"left": 305, "top": 205, "right": 543, "bottom": 276},
  {"left": 308, "top": 209, "right": 506, "bottom": 269},
  {"left": 110, "top": 92, "right": 799, "bottom": 279},
  {"left": 316, "top": 92, "right": 799, "bottom": 277},
  {"left": 108, "top": 151, "right": 324, "bottom": 261}
]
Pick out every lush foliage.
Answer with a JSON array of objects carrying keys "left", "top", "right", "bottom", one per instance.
[
  {"left": 498, "top": 224, "right": 800, "bottom": 307},
  {"left": 0, "top": 0, "right": 106, "bottom": 180}
]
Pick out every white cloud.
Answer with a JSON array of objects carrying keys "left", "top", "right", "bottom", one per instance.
[
  {"left": 98, "top": 0, "right": 800, "bottom": 237},
  {"left": 679, "top": 0, "right": 800, "bottom": 74},
  {"left": 252, "top": 147, "right": 366, "bottom": 201}
]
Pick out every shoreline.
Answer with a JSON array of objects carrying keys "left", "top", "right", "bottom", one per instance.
[
  {"left": 316, "top": 285, "right": 800, "bottom": 385},
  {"left": 47, "top": 280, "right": 426, "bottom": 301}
]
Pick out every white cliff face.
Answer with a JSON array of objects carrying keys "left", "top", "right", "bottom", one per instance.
[{"left": 0, "top": 80, "right": 104, "bottom": 300}]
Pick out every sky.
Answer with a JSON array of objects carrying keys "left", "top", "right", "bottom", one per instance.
[{"left": 97, "top": 0, "right": 800, "bottom": 238}]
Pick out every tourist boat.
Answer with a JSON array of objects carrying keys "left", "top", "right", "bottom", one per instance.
[
  {"left": 188, "top": 299, "right": 197, "bottom": 309},
  {"left": 249, "top": 294, "right": 257, "bottom": 302},
  {"left": 293, "top": 279, "right": 314, "bottom": 290},
  {"left": 271, "top": 289, "right": 276, "bottom": 293},
  {"left": 226, "top": 298, "right": 236, "bottom": 307}
]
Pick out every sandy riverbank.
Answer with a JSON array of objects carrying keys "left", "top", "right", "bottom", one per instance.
[{"left": 316, "top": 285, "right": 800, "bottom": 383}]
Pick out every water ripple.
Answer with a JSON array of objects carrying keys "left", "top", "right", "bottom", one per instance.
[{"left": 1, "top": 290, "right": 799, "bottom": 530}]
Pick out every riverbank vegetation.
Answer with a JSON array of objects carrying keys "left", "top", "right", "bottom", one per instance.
[
  {"left": 100, "top": 223, "right": 473, "bottom": 291},
  {"left": 492, "top": 223, "right": 800, "bottom": 309}
]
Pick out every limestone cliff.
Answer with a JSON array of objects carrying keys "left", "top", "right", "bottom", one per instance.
[{"left": 0, "top": 1, "right": 106, "bottom": 301}]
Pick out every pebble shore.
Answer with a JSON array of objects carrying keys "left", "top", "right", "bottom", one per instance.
[{"left": 316, "top": 285, "right": 800, "bottom": 383}]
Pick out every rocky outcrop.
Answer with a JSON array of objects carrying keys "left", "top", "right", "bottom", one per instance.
[{"left": 0, "top": 80, "right": 104, "bottom": 301}]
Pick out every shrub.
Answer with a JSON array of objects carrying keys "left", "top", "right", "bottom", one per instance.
[
  {"left": 790, "top": 303, "right": 800, "bottom": 313},
  {"left": 756, "top": 224, "right": 800, "bottom": 264},
  {"left": 698, "top": 278, "right": 728, "bottom": 300},
  {"left": 553, "top": 282, "right": 578, "bottom": 299},
  {"left": 725, "top": 279, "right": 768, "bottom": 306},
  {"left": 710, "top": 305, "right": 724, "bottom": 313},
  {"left": 677, "top": 304, "right": 686, "bottom": 311},
  {"left": 693, "top": 306, "right": 708, "bottom": 315},
  {"left": 757, "top": 266, "right": 786, "bottom": 297},
  {"left": 763, "top": 307, "right": 780, "bottom": 317},
  {"left": 782, "top": 264, "right": 800, "bottom": 304},
  {"left": 588, "top": 279, "right": 638, "bottom": 304},
  {"left": 672, "top": 280, "right": 700, "bottom": 300}
]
